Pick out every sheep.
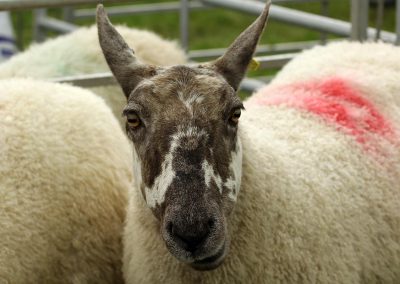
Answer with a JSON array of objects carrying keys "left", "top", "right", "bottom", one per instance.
[
  {"left": 0, "top": 78, "right": 133, "bottom": 283},
  {"left": 0, "top": 25, "right": 186, "bottom": 127},
  {"left": 97, "top": 1, "right": 400, "bottom": 283}
]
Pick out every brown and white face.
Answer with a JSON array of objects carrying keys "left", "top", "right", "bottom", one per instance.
[{"left": 97, "top": 3, "right": 270, "bottom": 271}]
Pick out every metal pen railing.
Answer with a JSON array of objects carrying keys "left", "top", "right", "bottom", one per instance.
[
  {"left": 0, "top": 0, "right": 127, "bottom": 11},
  {"left": 1, "top": 0, "right": 399, "bottom": 92}
]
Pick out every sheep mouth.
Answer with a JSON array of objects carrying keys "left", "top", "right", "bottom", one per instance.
[{"left": 191, "top": 243, "right": 226, "bottom": 271}]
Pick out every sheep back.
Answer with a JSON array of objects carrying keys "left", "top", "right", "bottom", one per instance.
[{"left": 122, "top": 42, "right": 400, "bottom": 283}]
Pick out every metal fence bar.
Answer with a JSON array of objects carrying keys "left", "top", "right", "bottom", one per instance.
[
  {"left": 255, "top": 53, "right": 297, "bottom": 68},
  {"left": 180, "top": 0, "right": 190, "bottom": 52},
  {"left": 38, "top": 16, "right": 78, "bottom": 34},
  {"left": 200, "top": 0, "right": 397, "bottom": 43},
  {"left": 71, "top": 0, "right": 322, "bottom": 19},
  {"left": 0, "top": 0, "right": 129, "bottom": 11},
  {"left": 375, "top": 0, "right": 384, "bottom": 40},
  {"left": 397, "top": 0, "right": 400, "bottom": 45},
  {"left": 273, "top": 0, "right": 326, "bottom": 2},
  {"left": 52, "top": 71, "right": 266, "bottom": 92},
  {"left": 188, "top": 40, "right": 325, "bottom": 59},
  {"left": 240, "top": 78, "right": 266, "bottom": 92},
  {"left": 351, "top": 0, "right": 369, "bottom": 41},
  {"left": 74, "top": 1, "right": 206, "bottom": 18},
  {"left": 33, "top": 9, "right": 46, "bottom": 42},
  {"left": 51, "top": 72, "right": 116, "bottom": 87},
  {"left": 366, "top": 27, "right": 395, "bottom": 43},
  {"left": 63, "top": 7, "right": 75, "bottom": 22},
  {"left": 319, "top": 0, "right": 329, "bottom": 43},
  {"left": 202, "top": 0, "right": 349, "bottom": 35},
  {"left": 50, "top": 53, "right": 296, "bottom": 88}
]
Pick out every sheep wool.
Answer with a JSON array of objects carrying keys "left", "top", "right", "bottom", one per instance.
[
  {"left": 0, "top": 25, "right": 187, "bottom": 127},
  {"left": 0, "top": 78, "right": 133, "bottom": 283},
  {"left": 122, "top": 42, "right": 400, "bottom": 283}
]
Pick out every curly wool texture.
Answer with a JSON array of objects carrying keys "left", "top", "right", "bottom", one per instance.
[
  {"left": 122, "top": 42, "right": 400, "bottom": 283},
  {"left": 0, "top": 79, "right": 133, "bottom": 283},
  {"left": 0, "top": 25, "right": 187, "bottom": 127}
]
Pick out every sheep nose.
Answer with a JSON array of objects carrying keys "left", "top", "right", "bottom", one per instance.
[{"left": 166, "top": 218, "right": 215, "bottom": 252}]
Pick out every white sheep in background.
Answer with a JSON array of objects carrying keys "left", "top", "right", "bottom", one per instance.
[
  {"left": 0, "top": 78, "right": 133, "bottom": 283},
  {"left": 97, "top": 1, "right": 400, "bottom": 283},
  {"left": 0, "top": 25, "right": 187, "bottom": 127}
]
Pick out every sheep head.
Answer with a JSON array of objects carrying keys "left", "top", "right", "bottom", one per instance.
[{"left": 97, "top": 2, "right": 270, "bottom": 271}]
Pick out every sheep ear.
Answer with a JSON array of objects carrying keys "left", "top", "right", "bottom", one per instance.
[
  {"left": 97, "top": 4, "right": 156, "bottom": 98},
  {"left": 210, "top": 1, "right": 271, "bottom": 91}
]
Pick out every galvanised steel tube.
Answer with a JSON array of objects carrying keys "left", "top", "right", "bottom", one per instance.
[
  {"left": 351, "top": 0, "right": 369, "bottom": 41},
  {"left": 51, "top": 72, "right": 117, "bottom": 88},
  {"left": 202, "top": 0, "right": 350, "bottom": 35},
  {"left": 201, "top": 0, "right": 397, "bottom": 43},
  {"left": 255, "top": 53, "right": 297, "bottom": 69},
  {"left": 397, "top": 0, "right": 400, "bottom": 45},
  {"left": 188, "top": 40, "right": 335, "bottom": 60},
  {"left": 52, "top": 72, "right": 266, "bottom": 92},
  {"left": 180, "top": 0, "right": 190, "bottom": 52},
  {"left": 50, "top": 52, "right": 297, "bottom": 87},
  {"left": 38, "top": 17, "right": 78, "bottom": 34},
  {"left": 0, "top": 0, "right": 127, "bottom": 11},
  {"left": 74, "top": 1, "right": 206, "bottom": 18}
]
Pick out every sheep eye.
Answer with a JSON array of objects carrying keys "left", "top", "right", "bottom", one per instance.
[
  {"left": 127, "top": 113, "right": 141, "bottom": 129},
  {"left": 230, "top": 109, "right": 241, "bottom": 124}
]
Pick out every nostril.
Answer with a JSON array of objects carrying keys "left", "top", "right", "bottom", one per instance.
[
  {"left": 166, "top": 222, "right": 174, "bottom": 236},
  {"left": 165, "top": 216, "right": 217, "bottom": 252},
  {"left": 169, "top": 224, "right": 210, "bottom": 252},
  {"left": 176, "top": 233, "right": 207, "bottom": 252},
  {"left": 208, "top": 218, "right": 215, "bottom": 230}
]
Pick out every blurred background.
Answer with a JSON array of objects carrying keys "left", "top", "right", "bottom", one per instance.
[{"left": 0, "top": 0, "right": 399, "bottom": 95}]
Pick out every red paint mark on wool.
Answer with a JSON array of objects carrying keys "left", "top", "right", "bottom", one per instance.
[{"left": 249, "top": 77, "right": 395, "bottom": 145}]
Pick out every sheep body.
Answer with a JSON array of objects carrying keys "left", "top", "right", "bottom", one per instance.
[
  {"left": 123, "top": 42, "right": 400, "bottom": 283},
  {"left": 0, "top": 78, "right": 133, "bottom": 283},
  {"left": 0, "top": 26, "right": 187, "bottom": 127}
]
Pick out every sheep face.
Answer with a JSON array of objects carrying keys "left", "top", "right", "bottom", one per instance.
[
  {"left": 97, "top": 1, "right": 270, "bottom": 271},
  {"left": 124, "top": 65, "right": 243, "bottom": 270}
]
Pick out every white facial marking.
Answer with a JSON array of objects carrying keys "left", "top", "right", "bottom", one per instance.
[
  {"left": 144, "top": 126, "right": 207, "bottom": 208},
  {"left": 225, "top": 139, "right": 242, "bottom": 201},
  {"left": 175, "top": 125, "right": 207, "bottom": 140},
  {"left": 202, "top": 139, "right": 242, "bottom": 201},
  {"left": 194, "top": 96, "right": 204, "bottom": 104},
  {"left": 138, "top": 79, "right": 155, "bottom": 88},
  {"left": 178, "top": 92, "right": 204, "bottom": 117},
  {"left": 132, "top": 144, "right": 143, "bottom": 193},
  {"left": 136, "top": 124, "right": 242, "bottom": 207},
  {"left": 202, "top": 158, "right": 223, "bottom": 193},
  {"left": 145, "top": 151, "right": 175, "bottom": 208}
]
